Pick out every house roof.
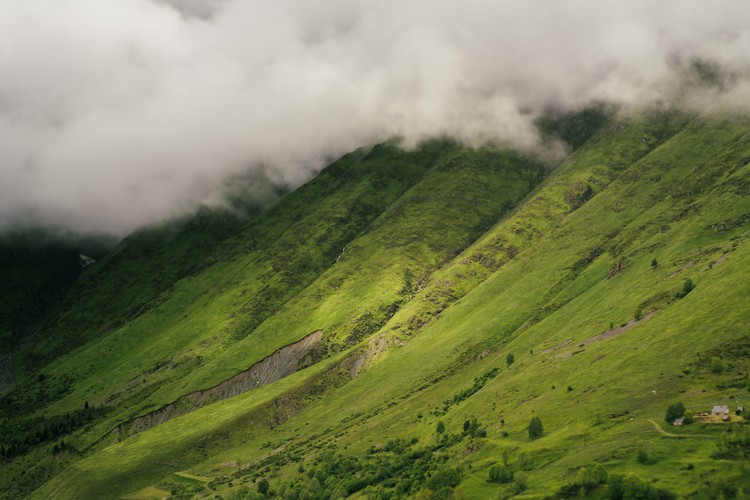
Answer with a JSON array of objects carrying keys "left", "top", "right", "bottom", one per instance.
[
  {"left": 712, "top": 405, "right": 729, "bottom": 413},
  {"left": 673, "top": 417, "right": 684, "bottom": 425}
]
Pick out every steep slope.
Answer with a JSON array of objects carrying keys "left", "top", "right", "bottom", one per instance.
[
  {"left": 0, "top": 230, "right": 112, "bottom": 391},
  {"left": 3, "top": 106, "right": 749, "bottom": 499},
  {"left": 213, "top": 109, "right": 748, "bottom": 499},
  {"left": 17, "top": 107, "right": 750, "bottom": 499},
  {"left": 0, "top": 141, "right": 548, "bottom": 497}
]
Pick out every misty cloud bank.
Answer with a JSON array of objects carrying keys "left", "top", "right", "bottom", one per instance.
[{"left": 1, "top": 0, "right": 749, "bottom": 235}]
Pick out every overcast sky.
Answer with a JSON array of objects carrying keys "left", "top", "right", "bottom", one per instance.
[{"left": 1, "top": 0, "right": 749, "bottom": 235}]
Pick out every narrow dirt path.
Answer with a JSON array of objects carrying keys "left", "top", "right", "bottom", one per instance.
[
  {"left": 645, "top": 419, "right": 706, "bottom": 439},
  {"left": 646, "top": 418, "right": 683, "bottom": 437}
]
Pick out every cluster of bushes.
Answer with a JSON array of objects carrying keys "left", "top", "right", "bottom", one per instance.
[
  {"left": 271, "top": 436, "right": 467, "bottom": 499},
  {"left": 556, "top": 467, "right": 675, "bottom": 499},
  {"left": 713, "top": 425, "right": 750, "bottom": 460},
  {"left": 555, "top": 464, "right": 608, "bottom": 496},
  {"left": 0, "top": 401, "right": 101, "bottom": 460},
  {"left": 488, "top": 464, "right": 514, "bottom": 484},
  {"left": 486, "top": 459, "right": 527, "bottom": 495},
  {"left": 608, "top": 474, "right": 675, "bottom": 500},
  {"left": 636, "top": 442, "right": 658, "bottom": 465},
  {"left": 462, "top": 418, "right": 487, "bottom": 438},
  {"left": 434, "top": 367, "right": 499, "bottom": 415},
  {"left": 344, "top": 304, "right": 400, "bottom": 345}
]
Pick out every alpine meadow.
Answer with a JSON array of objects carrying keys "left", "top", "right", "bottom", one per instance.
[{"left": 1, "top": 2, "right": 750, "bottom": 499}]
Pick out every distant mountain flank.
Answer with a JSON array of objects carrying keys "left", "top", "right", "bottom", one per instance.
[{"left": 1, "top": 106, "right": 750, "bottom": 499}]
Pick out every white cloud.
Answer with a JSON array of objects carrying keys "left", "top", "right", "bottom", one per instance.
[{"left": 1, "top": 0, "right": 749, "bottom": 235}]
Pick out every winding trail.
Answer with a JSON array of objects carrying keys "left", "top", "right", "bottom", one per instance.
[
  {"left": 646, "top": 419, "right": 683, "bottom": 437},
  {"left": 645, "top": 419, "right": 705, "bottom": 439}
]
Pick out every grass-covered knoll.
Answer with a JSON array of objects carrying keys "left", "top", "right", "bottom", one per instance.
[{"left": 5, "top": 108, "right": 750, "bottom": 499}]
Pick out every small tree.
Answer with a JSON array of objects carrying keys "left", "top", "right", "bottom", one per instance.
[
  {"left": 528, "top": 416, "right": 544, "bottom": 439},
  {"left": 651, "top": 258, "right": 658, "bottom": 269},
  {"left": 257, "top": 478, "right": 270, "bottom": 496},
  {"left": 711, "top": 357, "right": 726, "bottom": 374},
  {"left": 664, "top": 402, "right": 686, "bottom": 424},
  {"left": 636, "top": 443, "right": 655, "bottom": 465},
  {"left": 436, "top": 421, "right": 445, "bottom": 434},
  {"left": 634, "top": 308, "right": 642, "bottom": 321},
  {"left": 506, "top": 353, "right": 515, "bottom": 366},
  {"left": 683, "top": 410, "right": 694, "bottom": 424},
  {"left": 677, "top": 278, "right": 694, "bottom": 298}
]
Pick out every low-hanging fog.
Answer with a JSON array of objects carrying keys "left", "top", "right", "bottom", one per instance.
[{"left": 1, "top": 0, "right": 749, "bottom": 235}]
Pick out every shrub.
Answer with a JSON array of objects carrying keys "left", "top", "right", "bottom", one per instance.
[
  {"left": 711, "top": 357, "right": 726, "bottom": 374},
  {"left": 511, "top": 473, "right": 528, "bottom": 495},
  {"left": 651, "top": 258, "right": 658, "bottom": 268},
  {"left": 683, "top": 410, "right": 694, "bottom": 424},
  {"left": 636, "top": 443, "right": 656, "bottom": 465},
  {"left": 575, "top": 467, "right": 594, "bottom": 488},
  {"left": 426, "top": 467, "right": 461, "bottom": 491},
  {"left": 506, "top": 353, "right": 515, "bottom": 366},
  {"left": 608, "top": 474, "right": 675, "bottom": 500},
  {"left": 436, "top": 421, "right": 445, "bottom": 434},
  {"left": 488, "top": 464, "right": 514, "bottom": 483},
  {"left": 572, "top": 464, "right": 609, "bottom": 488},
  {"left": 591, "top": 464, "right": 608, "bottom": 485},
  {"left": 528, "top": 417, "right": 544, "bottom": 439},
  {"left": 713, "top": 425, "right": 750, "bottom": 459},
  {"left": 676, "top": 278, "right": 694, "bottom": 298},
  {"left": 257, "top": 478, "right": 270, "bottom": 496},
  {"left": 634, "top": 308, "right": 642, "bottom": 321},
  {"left": 463, "top": 418, "right": 486, "bottom": 438}
]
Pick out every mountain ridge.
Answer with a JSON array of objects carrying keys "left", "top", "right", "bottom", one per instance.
[{"left": 2, "top": 106, "right": 750, "bottom": 499}]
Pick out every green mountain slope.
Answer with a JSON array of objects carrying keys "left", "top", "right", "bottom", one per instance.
[
  {"left": 2, "top": 107, "right": 750, "bottom": 499},
  {"left": 0, "top": 140, "right": 547, "bottom": 497}
]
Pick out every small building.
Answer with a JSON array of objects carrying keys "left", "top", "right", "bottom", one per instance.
[
  {"left": 672, "top": 417, "right": 684, "bottom": 426},
  {"left": 712, "top": 405, "right": 729, "bottom": 416},
  {"left": 723, "top": 411, "right": 731, "bottom": 422},
  {"left": 737, "top": 406, "right": 745, "bottom": 415}
]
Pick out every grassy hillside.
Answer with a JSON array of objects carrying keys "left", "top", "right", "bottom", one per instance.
[
  {"left": 0, "top": 139, "right": 547, "bottom": 497},
  {"left": 2, "top": 107, "right": 750, "bottom": 499}
]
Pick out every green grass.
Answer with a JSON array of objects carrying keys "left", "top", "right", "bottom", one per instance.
[{"left": 3, "top": 108, "right": 750, "bottom": 499}]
